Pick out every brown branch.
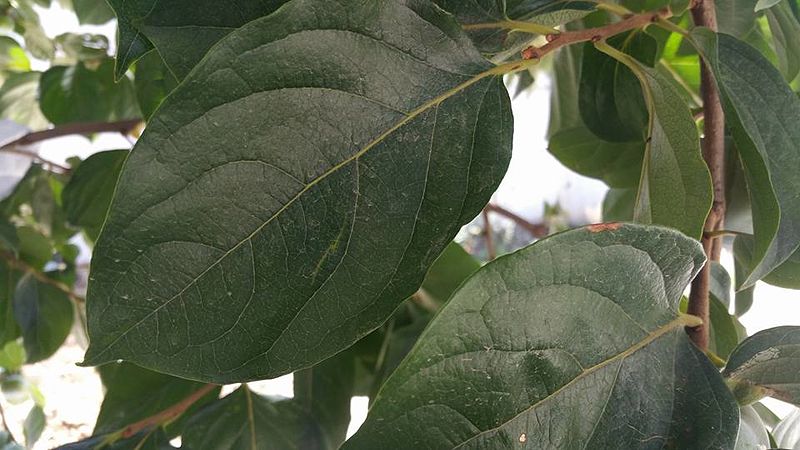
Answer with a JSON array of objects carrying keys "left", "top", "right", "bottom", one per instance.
[
  {"left": 521, "top": 8, "right": 672, "bottom": 60},
  {"left": 686, "top": 0, "right": 725, "bottom": 351},
  {"left": 482, "top": 210, "right": 496, "bottom": 260},
  {"left": 1, "top": 119, "right": 142, "bottom": 149},
  {"left": 0, "top": 402, "right": 17, "bottom": 444},
  {"left": 120, "top": 383, "right": 217, "bottom": 439},
  {"left": 0, "top": 250, "right": 84, "bottom": 304},
  {"left": 485, "top": 204, "right": 549, "bottom": 238},
  {"left": 0, "top": 147, "right": 72, "bottom": 173}
]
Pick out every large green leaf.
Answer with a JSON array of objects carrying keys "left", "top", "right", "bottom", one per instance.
[
  {"left": 94, "top": 362, "right": 220, "bottom": 436},
  {"left": 39, "top": 59, "right": 141, "bottom": 125},
  {"left": 346, "top": 224, "right": 739, "bottom": 449},
  {"left": 62, "top": 150, "right": 128, "bottom": 242},
  {"left": 692, "top": 29, "right": 800, "bottom": 288},
  {"left": 579, "top": 32, "right": 656, "bottom": 142},
  {"left": 107, "top": 0, "right": 289, "bottom": 79},
  {"left": 596, "top": 41, "right": 713, "bottom": 240},
  {"left": 181, "top": 386, "right": 324, "bottom": 450},
  {"left": 547, "top": 45, "right": 582, "bottom": 137},
  {"left": 548, "top": 126, "right": 643, "bottom": 188},
  {"left": 12, "top": 273, "right": 74, "bottom": 363},
  {"left": 83, "top": 0, "right": 513, "bottom": 383},
  {"left": 723, "top": 326, "right": 800, "bottom": 406}
]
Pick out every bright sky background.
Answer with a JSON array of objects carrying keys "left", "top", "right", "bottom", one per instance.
[{"left": 0, "top": 2, "right": 798, "bottom": 444}]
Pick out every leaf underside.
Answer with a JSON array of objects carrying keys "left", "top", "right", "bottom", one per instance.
[{"left": 84, "top": 0, "right": 513, "bottom": 383}]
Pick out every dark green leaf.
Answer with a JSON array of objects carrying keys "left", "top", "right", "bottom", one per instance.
[
  {"left": 691, "top": 29, "right": 800, "bottom": 288},
  {"left": 767, "top": 1, "right": 800, "bottom": 83},
  {"left": 548, "top": 126, "right": 643, "bottom": 188},
  {"left": 294, "top": 351, "right": 354, "bottom": 449},
  {"left": 0, "top": 218, "right": 17, "bottom": 253},
  {"left": 62, "top": 150, "right": 128, "bottom": 242},
  {"left": 95, "top": 362, "right": 220, "bottom": 436},
  {"left": 23, "top": 405, "right": 45, "bottom": 447},
  {"left": 716, "top": 0, "right": 758, "bottom": 37},
  {"left": 420, "top": 241, "right": 480, "bottom": 304},
  {"left": 596, "top": 41, "right": 713, "bottom": 239},
  {"left": 181, "top": 387, "right": 324, "bottom": 450},
  {"left": 72, "top": 0, "right": 116, "bottom": 25},
  {"left": 0, "top": 72, "right": 48, "bottom": 129},
  {"left": 0, "top": 262, "right": 21, "bottom": 346},
  {"left": 346, "top": 224, "right": 738, "bottom": 449},
  {"left": 13, "top": 274, "right": 74, "bottom": 363},
  {"left": 39, "top": 59, "right": 141, "bottom": 125},
  {"left": 602, "top": 187, "right": 636, "bottom": 222},
  {"left": 107, "top": 0, "right": 289, "bottom": 79},
  {"left": 83, "top": 0, "right": 512, "bottom": 383},
  {"left": 723, "top": 326, "right": 800, "bottom": 406},
  {"left": 579, "top": 32, "right": 656, "bottom": 142},
  {"left": 735, "top": 234, "right": 800, "bottom": 290},
  {"left": 134, "top": 51, "right": 178, "bottom": 120}
]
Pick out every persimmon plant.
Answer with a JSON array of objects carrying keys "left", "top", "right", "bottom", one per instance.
[{"left": 0, "top": 0, "right": 799, "bottom": 448}]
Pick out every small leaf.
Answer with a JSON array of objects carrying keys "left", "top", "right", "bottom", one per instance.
[
  {"left": 716, "top": 0, "right": 759, "bottom": 37},
  {"left": 751, "top": 402, "right": 781, "bottom": 428},
  {"left": 0, "top": 36, "right": 31, "bottom": 75},
  {"left": 181, "top": 387, "right": 324, "bottom": 450},
  {"left": 723, "top": 326, "right": 800, "bottom": 406},
  {"left": 0, "top": 72, "right": 49, "bottom": 129},
  {"left": 547, "top": 45, "right": 582, "bottom": 137},
  {"left": 107, "top": 0, "right": 290, "bottom": 79},
  {"left": 346, "top": 224, "right": 738, "bottom": 449},
  {"left": 773, "top": 407, "right": 800, "bottom": 449},
  {"left": 691, "top": 29, "right": 800, "bottom": 288},
  {"left": 0, "top": 262, "right": 21, "bottom": 346},
  {"left": 23, "top": 405, "right": 45, "bottom": 447},
  {"left": 0, "top": 218, "right": 18, "bottom": 253},
  {"left": 579, "top": 32, "right": 656, "bottom": 142},
  {"left": 133, "top": 52, "right": 179, "bottom": 120},
  {"left": 39, "top": 59, "right": 141, "bottom": 125},
  {"left": 83, "top": 0, "right": 512, "bottom": 383},
  {"left": 602, "top": 187, "right": 636, "bottom": 222},
  {"left": 13, "top": 274, "right": 74, "bottom": 363},
  {"left": 735, "top": 405, "right": 770, "bottom": 450},
  {"left": 61, "top": 150, "right": 128, "bottom": 242},
  {"left": 756, "top": 0, "right": 783, "bottom": 11},
  {"left": 54, "top": 33, "right": 110, "bottom": 62},
  {"left": 548, "top": 126, "right": 643, "bottom": 188},
  {"left": 71, "top": 0, "right": 116, "bottom": 25},
  {"left": 420, "top": 242, "right": 480, "bottom": 304},
  {"left": 0, "top": 341, "right": 25, "bottom": 372},
  {"left": 736, "top": 234, "right": 800, "bottom": 290},
  {"left": 94, "top": 362, "right": 220, "bottom": 436},
  {"left": 596, "top": 41, "right": 713, "bottom": 239},
  {"left": 766, "top": 1, "right": 800, "bottom": 84}
]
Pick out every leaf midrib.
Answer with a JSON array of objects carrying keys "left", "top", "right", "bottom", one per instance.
[
  {"left": 453, "top": 314, "right": 697, "bottom": 448},
  {"left": 87, "top": 59, "right": 521, "bottom": 362}
]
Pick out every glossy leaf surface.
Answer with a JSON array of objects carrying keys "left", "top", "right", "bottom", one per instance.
[
  {"left": 347, "top": 224, "right": 739, "bottom": 449},
  {"left": 84, "top": 0, "right": 513, "bottom": 383}
]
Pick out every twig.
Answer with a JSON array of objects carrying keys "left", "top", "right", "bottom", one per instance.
[
  {"left": 521, "top": 8, "right": 672, "bottom": 60},
  {"left": 120, "top": 383, "right": 217, "bottom": 439},
  {"left": 686, "top": 0, "right": 725, "bottom": 351},
  {"left": 485, "top": 204, "right": 549, "bottom": 238},
  {"left": 0, "top": 251, "right": 84, "bottom": 304},
  {"left": 0, "top": 147, "right": 72, "bottom": 173},
  {"left": 482, "top": 209, "right": 496, "bottom": 260},
  {"left": 0, "top": 402, "right": 18, "bottom": 444},
  {"left": 0, "top": 119, "right": 142, "bottom": 149}
]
